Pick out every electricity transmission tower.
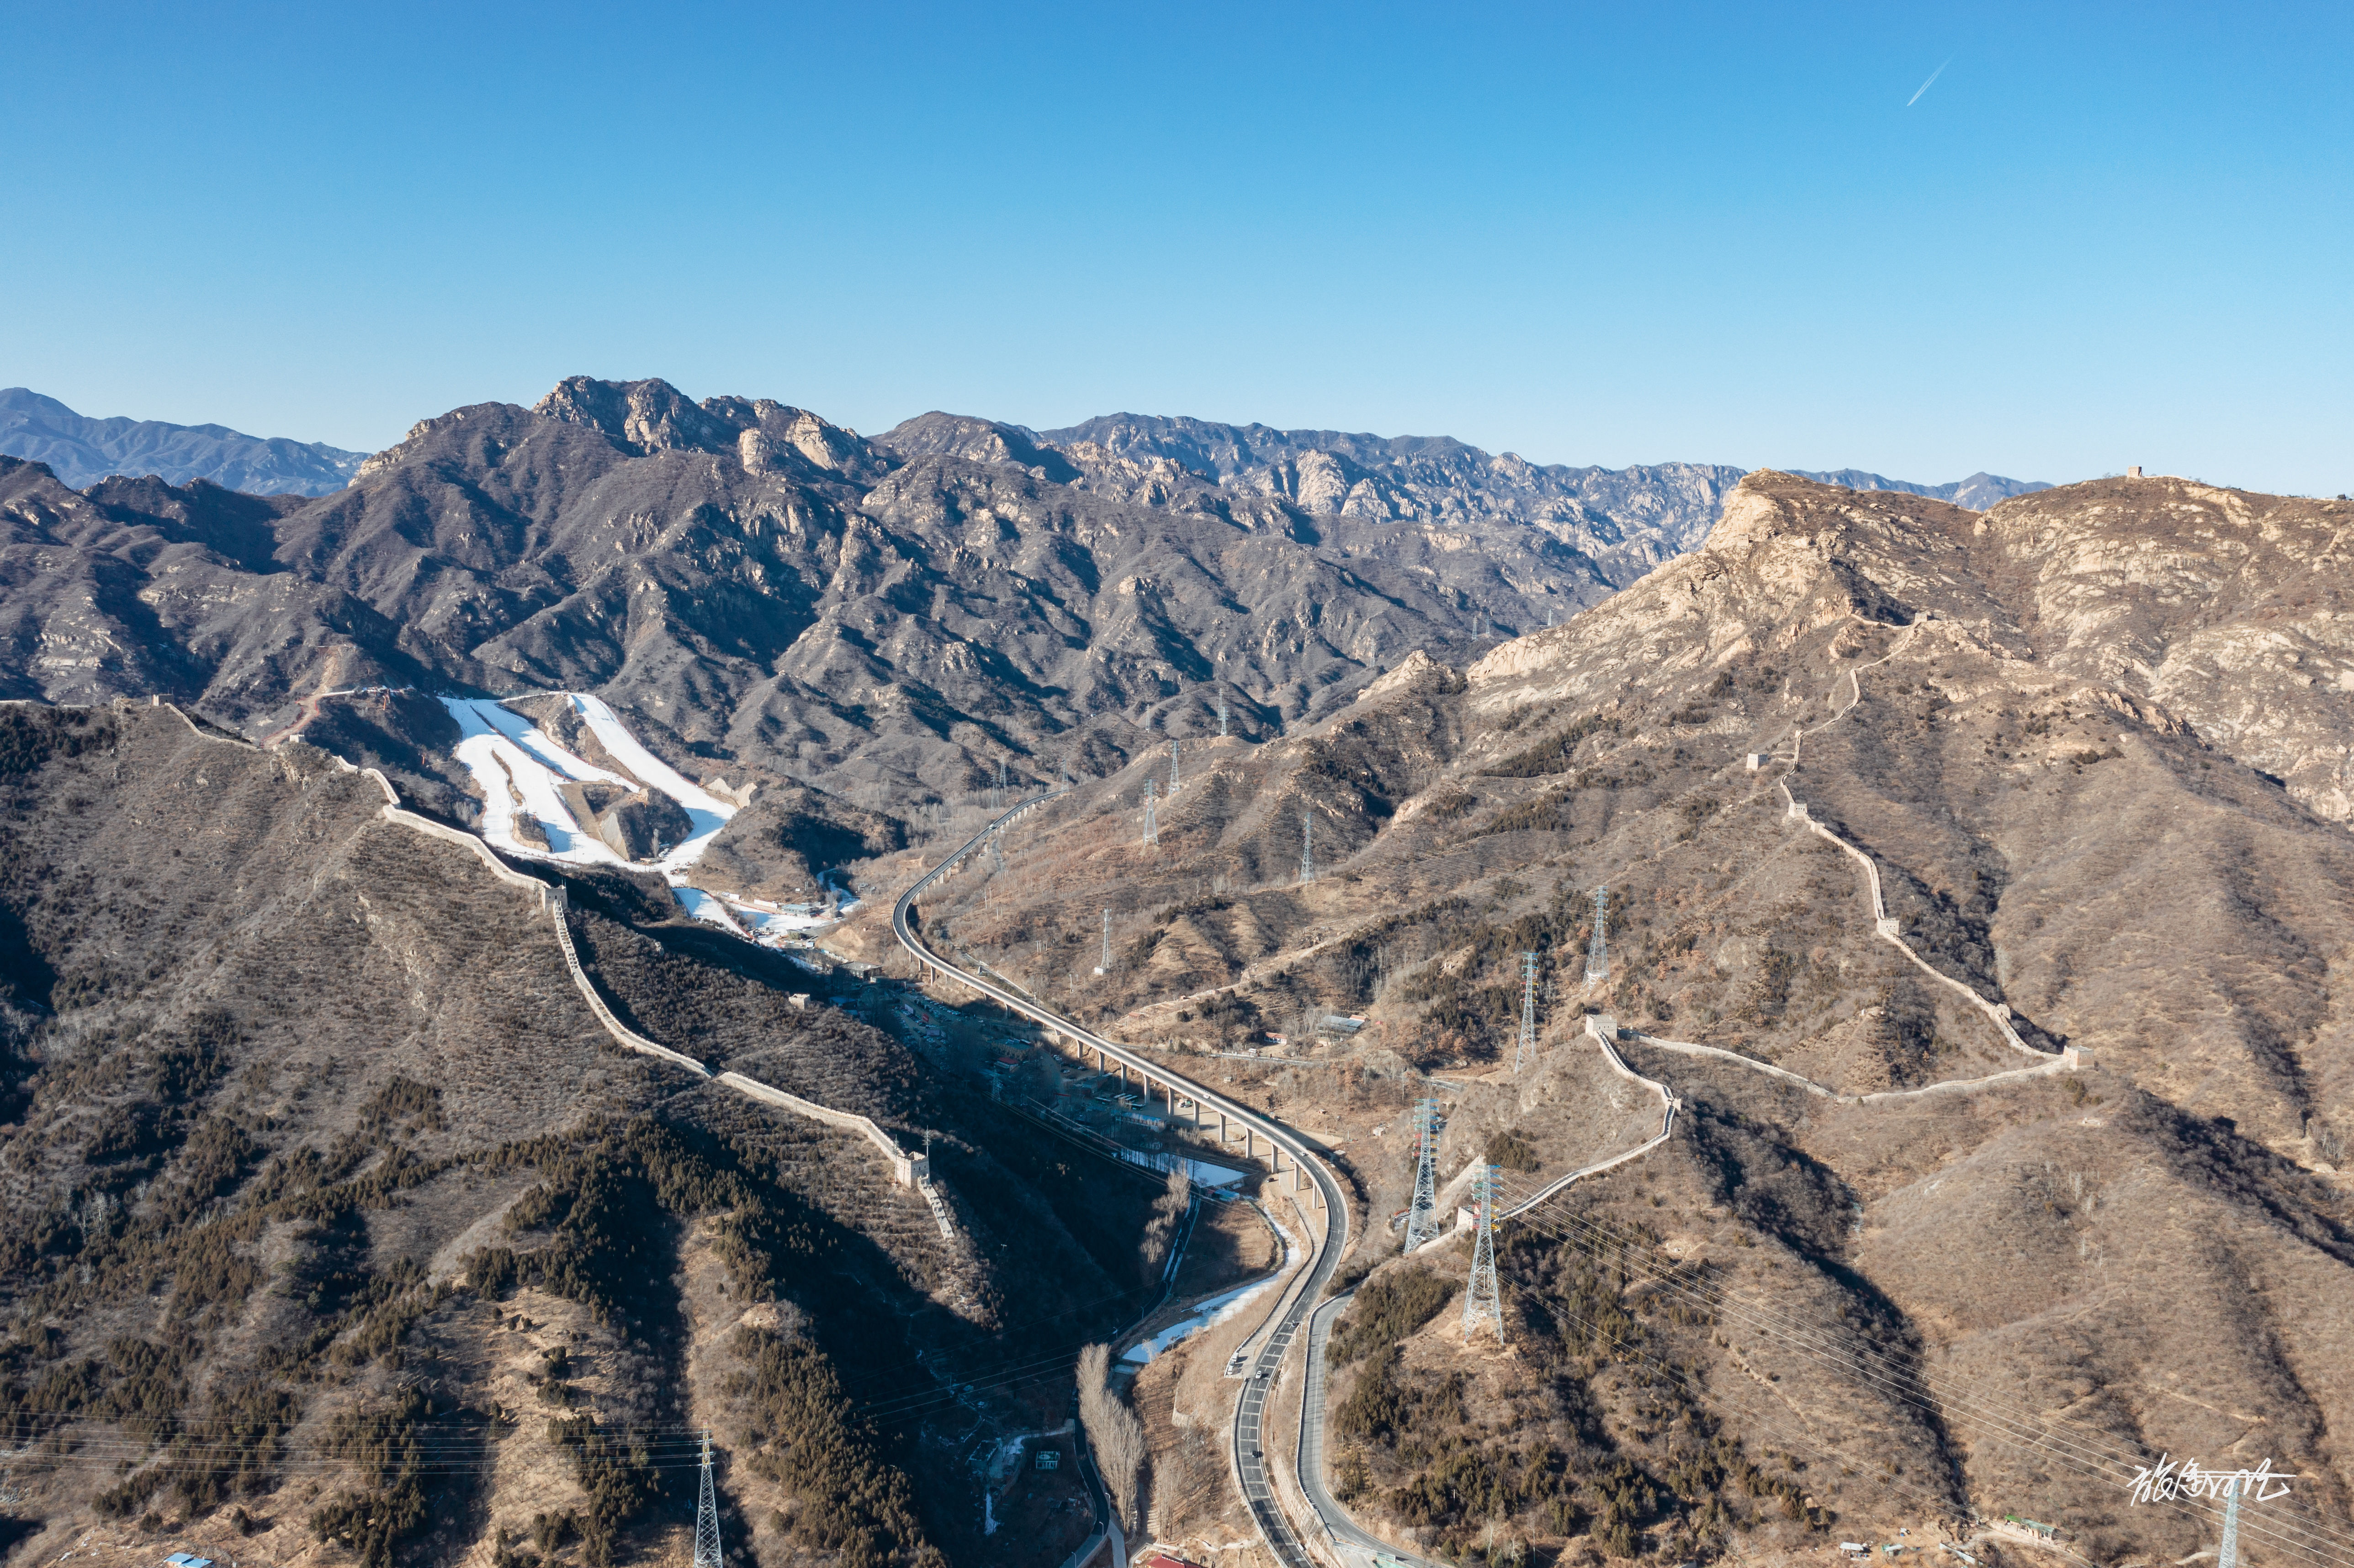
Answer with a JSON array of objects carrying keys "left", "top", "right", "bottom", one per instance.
[
  {"left": 989, "top": 826, "right": 1004, "bottom": 873},
  {"left": 1404, "top": 1098, "right": 1443, "bottom": 1252},
  {"left": 1298, "top": 808, "right": 1314, "bottom": 883},
  {"left": 694, "top": 1429, "right": 724, "bottom": 1568},
  {"left": 2219, "top": 1476, "right": 2243, "bottom": 1568},
  {"left": 1171, "top": 737, "right": 1181, "bottom": 791},
  {"left": 1216, "top": 694, "right": 1228, "bottom": 737},
  {"left": 1100, "top": 909, "right": 1112, "bottom": 974},
  {"left": 1462, "top": 1164, "right": 1504, "bottom": 1341},
  {"left": 1143, "top": 779, "right": 1158, "bottom": 848},
  {"left": 1585, "top": 885, "right": 1610, "bottom": 984},
  {"left": 1515, "top": 952, "right": 1538, "bottom": 1073}
]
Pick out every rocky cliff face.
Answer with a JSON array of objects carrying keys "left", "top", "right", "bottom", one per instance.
[
  {"left": 0, "top": 379, "right": 1763, "bottom": 827},
  {"left": 0, "top": 381, "right": 2057, "bottom": 842},
  {"left": 1038, "top": 411, "right": 1752, "bottom": 588}
]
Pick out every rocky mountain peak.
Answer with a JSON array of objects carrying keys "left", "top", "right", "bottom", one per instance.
[
  {"left": 871, "top": 411, "right": 1078, "bottom": 482},
  {"left": 532, "top": 376, "right": 885, "bottom": 479},
  {"left": 534, "top": 373, "right": 731, "bottom": 455}
]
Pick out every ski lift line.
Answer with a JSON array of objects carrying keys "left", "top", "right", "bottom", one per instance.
[{"left": 1488, "top": 1201, "right": 2354, "bottom": 1568}]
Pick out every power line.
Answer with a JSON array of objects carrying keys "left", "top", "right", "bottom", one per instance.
[
  {"left": 1462, "top": 1162, "right": 1503, "bottom": 1341},
  {"left": 1516, "top": 950, "right": 1538, "bottom": 1074},
  {"left": 1585, "top": 885, "right": 1610, "bottom": 984},
  {"left": 1404, "top": 1097, "right": 1443, "bottom": 1253},
  {"left": 694, "top": 1430, "right": 724, "bottom": 1568}
]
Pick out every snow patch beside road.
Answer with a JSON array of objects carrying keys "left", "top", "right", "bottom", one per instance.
[{"left": 1122, "top": 1278, "right": 1279, "bottom": 1366}]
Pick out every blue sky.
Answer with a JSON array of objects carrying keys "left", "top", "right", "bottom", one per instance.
[{"left": 3, "top": 2, "right": 2348, "bottom": 492}]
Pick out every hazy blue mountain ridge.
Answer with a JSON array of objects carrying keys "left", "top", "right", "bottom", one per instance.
[
  {"left": 0, "top": 387, "right": 367, "bottom": 496},
  {"left": 1787, "top": 466, "right": 2051, "bottom": 510}
]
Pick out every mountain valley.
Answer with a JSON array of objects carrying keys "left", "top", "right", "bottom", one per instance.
[{"left": 0, "top": 380, "right": 2344, "bottom": 1568}]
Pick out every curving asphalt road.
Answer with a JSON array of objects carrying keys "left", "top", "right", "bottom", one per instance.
[
  {"left": 892, "top": 793, "right": 1357, "bottom": 1567},
  {"left": 1300, "top": 1288, "right": 1434, "bottom": 1567}
]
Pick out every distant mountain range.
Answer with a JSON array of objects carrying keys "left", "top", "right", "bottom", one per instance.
[
  {"left": 1786, "top": 466, "right": 2050, "bottom": 510},
  {"left": 0, "top": 387, "right": 367, "bottom": 495},
  {"left": 0, "top": 375, "right": 2065, "bottom": 820},
  {"left": 0, "top": 387, "right": 2049, "bottom": 521}
]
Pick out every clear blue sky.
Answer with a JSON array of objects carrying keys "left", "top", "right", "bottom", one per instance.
[{"left": 3, "top": 2, "right": 2348, "bottom": 493}]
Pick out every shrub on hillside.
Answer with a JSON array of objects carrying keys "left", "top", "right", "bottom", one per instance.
[{"left": 1329, "top": 1265, "right": 1457, "bottom": 1365}]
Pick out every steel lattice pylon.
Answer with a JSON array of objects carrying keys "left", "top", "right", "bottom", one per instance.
[
  {"left": 1404, "top": 1098, "right": 1442, "bottom": 1252},
  {"left": 1100, "top": 908, "right": 1111, "bottom": 972},
  {"left": 1585, "top": 885, "right": 1610, "bottom": 984},
  {"left": 1171, "top": 737, "right": 1181, "bottom": 791},
  {"left": 2218, "top": 1476, "right": 2242, "bottom": 1568},
  {"left": 694, "top": 1429, "right": 724, "bottom": 1568},
  {"left": 1462, "top": 1163, "right": 1505, "bottom": 1341},
  {"left": 1217, "top": 695, "right": 1228, "bottom": 737},
  {"left": 1143, "top": 779, "right": 1158, "bottom": 848},
  {"left": 1299, "top": 808, "right": 1314, "bottom": 883},
  {"left": 1515, "top": 951, "right": 1538, "bottom": 1073}
]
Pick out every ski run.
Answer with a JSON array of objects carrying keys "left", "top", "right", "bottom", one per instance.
[{"left": 439, "top": 693, "right": 844, "bottom": 944}]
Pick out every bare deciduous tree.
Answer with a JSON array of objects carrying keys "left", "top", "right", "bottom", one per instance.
[
  {"left": 1077, "top": 1342, "right": 1148, "bottom": 1534},
  {"left": 1138, "top": 1166, "right": 1193, "bottom": 1282}
]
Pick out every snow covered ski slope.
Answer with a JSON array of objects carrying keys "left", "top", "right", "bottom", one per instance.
[
  {"left": 439, "top": 693, "right": 840, "bottom": 943},
  {"left": 444, "top": 698, "right": 646, "bottom": 868}
]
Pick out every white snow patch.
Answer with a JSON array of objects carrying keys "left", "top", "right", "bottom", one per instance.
[
  {"left": 1121, "top": 1278, "right": 1279, "bottom": 1365},
  {"left": 671, "top": 885, "right": 749, "bottom": 936},
  {"left": 720, "top": 898, "right": 837, "bottom": 940},
  {"left": 442, "top": 699, "right": 631, "bottom": 867},
  {"left": 568, "top": 693, "right": 735, "bottom": 868},
  {"left": 435, "top": 687, "right": 744, "bottom": 890},
  {"left": 816, "top": 866, "right": 863, "bottom": 914},
  {"left": 1113, "top": 1151, "right": 1246, "bottom": 1189}
]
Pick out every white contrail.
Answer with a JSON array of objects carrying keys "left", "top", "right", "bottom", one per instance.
[{"left": 1907, "top": 57, "right": 1952, "bottom": 106}]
